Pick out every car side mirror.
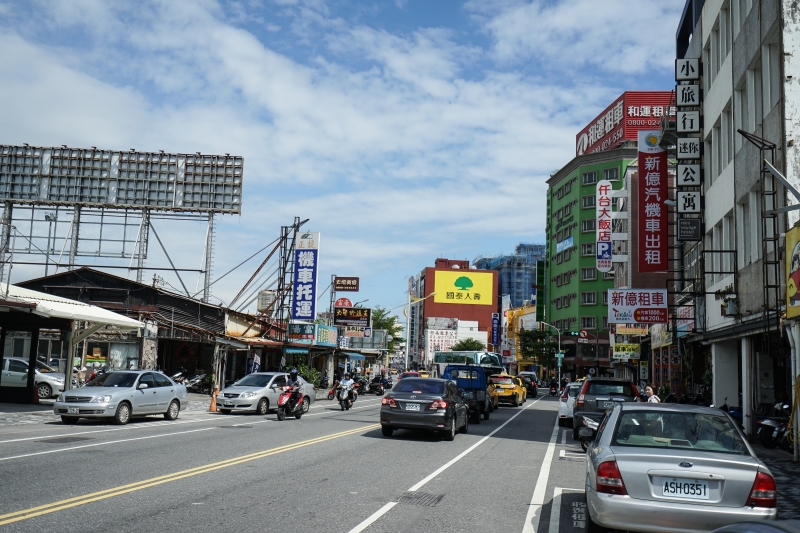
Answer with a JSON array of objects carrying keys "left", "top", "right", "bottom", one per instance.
[
  {"left": 578, "top": 427, "right": 594, "bottom": 439},
  {"left": 138, "top": 383, "right": 149, "bottom": 390}
]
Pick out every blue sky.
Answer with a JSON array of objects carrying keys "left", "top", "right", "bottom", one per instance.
[{"left": 0, "top": 0, "right": 683, "bottom": 322}]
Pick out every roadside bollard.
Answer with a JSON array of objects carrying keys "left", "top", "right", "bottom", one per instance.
[{"left": 209, "top": 387, "right": 218, "bottom": 412}]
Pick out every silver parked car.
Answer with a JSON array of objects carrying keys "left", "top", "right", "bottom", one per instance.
[
  {"left": 54, "top": 371, "right": 188, "bottom": 425},
  {"left": 217, "top": 372, "right": 315, "bottom": 415},
  {"left": 2, "top": 357, "right": 67, "bottom": 399},
  {"left": 583, "top": 403, "right": 777, "bottom": 533}
]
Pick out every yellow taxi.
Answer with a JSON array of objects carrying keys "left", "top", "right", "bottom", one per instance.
[
  {"left": 489, "top": 373, "right": 527, "bottom": 407},
  {"left": 486, "top": 381, "right": 500, "bottom": 410},
  {"left": 418, "top": 370, "right": 431, "bottom": 378}
]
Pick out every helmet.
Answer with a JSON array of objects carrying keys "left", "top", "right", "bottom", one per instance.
[
  {"left": 345, "top": 372, "right": 351, "bottom": 378},
  {"left": 290, "top": 368, "right": 298, "bottom": 376}
]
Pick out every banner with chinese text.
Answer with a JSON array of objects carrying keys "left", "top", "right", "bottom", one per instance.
[
  {"left": 333, "top": 307, "right": 372, "bottom": 328},
  {"left": 608, "top": 289, "right": 668, "bottom": 324},
  {"left": 433, "top": 270, "right": 494, "bottom": 305},
  {"left": 596, "top": 179, "right": 613, "bottom": 272},
  {"left": 638, "top": 131, "right": 668, "bottom": 272},
  {"left": 291, "top": 232, "right": 320, "bottom": 320}
]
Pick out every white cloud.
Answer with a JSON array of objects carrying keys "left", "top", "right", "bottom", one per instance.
[{"left": 471, "top": 0, "right": 684, "bottom": 74}]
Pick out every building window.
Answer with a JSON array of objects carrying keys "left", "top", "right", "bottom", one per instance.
[
  {"left": 581, "top": 243, "right": 595, "bottom": 256},
  {"left": 581, "top": 291, "right": 597, "bottom": 305},
  {"left": 582, "top": 172, "right": 597, "bottom": 185},
  {"left": 581, "top": 219, "right": 596, "bottom": 232},
  {"left": 603, "top": 168, "right": 619, "bottom": 181},
  {"left": 580, "top": 316, "right": 597, "bottom": 329},
  {"left": 582, "top": 195, "right": 596, "bottom": 209},
  {"left": 763, "top": 38, "right": 781, "bottom": 115},
  {"left": 602, "top": 271, "right": 615, "bottom": 280},
  {"left": 581, "top": 267, "right": 597, "bottom": 281},
  {"left": 602, "top": 291, "right": 609, "bottom": 305},
  {"left": 602, "top": 316, "right": 609, "bottom": 330}
]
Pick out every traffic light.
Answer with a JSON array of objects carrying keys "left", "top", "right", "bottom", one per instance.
[{"left": 567, "top": 331, "right": 579, "bottom": 336}]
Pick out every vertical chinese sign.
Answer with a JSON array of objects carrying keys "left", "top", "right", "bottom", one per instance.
[
  {"left": 638, "top": 131, "right": 668, "bottom": 272},
  {"left": 596, "top": 179, "right": 613, "bottom": 272},
  {"left": 291, "top": 232, "right": 320, "bottom": 320},
  {"left": 491, "top": 313, "right": 500, "bottom": 347}
]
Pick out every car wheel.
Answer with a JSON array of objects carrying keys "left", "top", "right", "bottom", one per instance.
[
  {"left": 61, "top": 415, "right": 79, "bottom": 424},
  {"left": 164, "top": 400, "right": 180, "bottom": 420},
  {"left": 37, "top": 383, "right": 52, "bottom": 399},
  {"left": 483, "top": 408, "right": 490, "bottom": 420},
  {"left": 219, "top": 409, "right": 231, "bottom": 415},
  {"left": 443, "top": 419, "right": 456, "bottom": 441},
  {"left": 381, "top": 425, "right": 394, "bottom": 437},
  {"left": 256, "top": 398, "right": 269, "bottom": 415},
  {"left": 461, "top": 413, "right": 469, "bottom": 434},
  {"left": 512, "top": 394, "right": 519, "bottom": 407},
  {"left": 113, "top": 402, "right": 131, "bottom": 425},
  {"left": 301, "top": 397, "right": 310, "bottom": 413}
]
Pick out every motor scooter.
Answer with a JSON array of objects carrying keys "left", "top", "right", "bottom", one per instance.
[
  {"left": 757, "top": 402, "right": 792, "bottom": 450},
  {"left": 368, "top": 376, "right": 385, "bottom": 395},
  {"left": 549, "top": 386, "right": 558, "bottom": 396},
  {"left": 276, "top": 385, "right": 305, "bottom": 421},
  {"left": 337, "top": 385, "right": 355, "bottom": 410},
  {"left": 577, "top": 416, "right": 600, "bottom": 452}
]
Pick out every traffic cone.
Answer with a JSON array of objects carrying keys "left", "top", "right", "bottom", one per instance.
[
  {"left": 31, "top": 384, "right": 40, "bottom": 404},
  {"left": 209, "top": 387, "right": 218, "bottom": 412}
]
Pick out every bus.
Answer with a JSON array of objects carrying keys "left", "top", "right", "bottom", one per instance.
[{"left": 432, "top": 351, "right": 504, "bottom": 379}]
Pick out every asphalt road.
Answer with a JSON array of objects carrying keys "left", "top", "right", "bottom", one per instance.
[{"left": 0, "top": 392, "right": 589, "bottom": 533}]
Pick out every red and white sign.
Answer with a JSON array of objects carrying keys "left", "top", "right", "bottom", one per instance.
[
  {"left": 576, "top": 91, "right": 675, "bottom": 156},
  {"left": 334, "top": 298, "right": 353, "bottom": 308},
  {"left": 608, "top": 289, "right": 668, "bottom": 324},
  {"left": 638, "top": 130, "right": 668, "bottom": 272},
  {"left": 579, "top": 329, "right": 589, "bottom": 339},
  {"left": 596, "top": 179, "right": 613, "bottom": 272}
]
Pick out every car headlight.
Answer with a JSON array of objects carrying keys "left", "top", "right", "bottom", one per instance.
[
  {"left": 462, "top": 391, "right": 474, "bottom": 399},
  {"left": 90, "top": 395, "right": 113, "bottom": 403},
  {"left": 57, "top": 394, "right": 64, "bottom": 402},
  {"left": 239, "top": 391, "right": 257, "bottom": 399},
  {"left": 53, "top": 377, "right": 64, "bottom": 384}
]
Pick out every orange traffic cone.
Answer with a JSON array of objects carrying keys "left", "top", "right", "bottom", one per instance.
[
  {"left": 31, "top": 383, "right": 40, "bottom": 404},
  {"left": 209, "top": 387, "right": 218, "bottom": 412}
]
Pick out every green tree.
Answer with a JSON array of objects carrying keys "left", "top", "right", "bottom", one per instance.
[
  {"left": 454, "top": 276, "right": 473, "bottom": 290},
  {"left": 451, "top": 338, "right": 486, "bottom": 351},
  {"left": 518, "top": 329, "right": 558, "bottom": 368},
  {"left": 371, "top": 306, "right": 403, "bottom": 351}
]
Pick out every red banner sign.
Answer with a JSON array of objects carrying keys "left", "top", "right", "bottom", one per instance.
[{"left": 637, "top": 130, "right": 668, "bottom": 272}]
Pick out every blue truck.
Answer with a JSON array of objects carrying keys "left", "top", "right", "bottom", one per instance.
[{"left": 443, "top": 364, "right": 492, "bottom": 423}]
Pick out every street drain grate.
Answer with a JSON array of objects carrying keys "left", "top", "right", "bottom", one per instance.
[
  {"left": 37, "top": 436, "right": 93, "bottom": 444},
  {"left": 398, "top": 492, "right": 444, "bottom": 507},
  {"left": 219, "top": 426, "right": 252, "bottom": 429}
]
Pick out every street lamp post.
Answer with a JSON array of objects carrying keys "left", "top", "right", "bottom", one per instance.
[
  {"left": 539, "top": 321, "right": 562, "bottom": 386},
  {"left": 44, "top": 212, "right": 57, "bottom": 276}
]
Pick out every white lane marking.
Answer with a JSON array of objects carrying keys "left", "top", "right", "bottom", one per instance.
[
  {"left": 548, "top": 487, "right": 585, "bottom": 533},
  {"left": 347, "top": 395, "right": 548, "bottom": 533},
  {"left": 0, "top": 416, "right": 219, "bottom": 445},
  {"left": 560, "top": 429, "right": 568, "bottom": 445},
  {"left": 0, "top": 427, "right": 215, "bottom": 462},
  {"left": 347, "top": 502, "right": 397, "bottom": 533},
  {"left": 559, "top": 449, "right": 586, "bottom": 458},
  {"left": 521, "top": 421, "right": 560, "bottom": 533}
]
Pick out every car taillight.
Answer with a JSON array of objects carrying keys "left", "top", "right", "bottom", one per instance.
[
  {"left": 746, "top": 472, "right": 777, "bottom": 508},
  {"left": 560, "top": 390, "right": 568, "bottom": 403},
  {"left": 381, "top": 397, "right": 397, "bottom": 407},
  {"left": 429, "top": 399, "right": 448, "bottom": 409},
  {"left": 596, "top": 460, "right": 627, "bottom": 495},
  {"left": 576, "top": 381, "right": 589, "bottom": 408}
]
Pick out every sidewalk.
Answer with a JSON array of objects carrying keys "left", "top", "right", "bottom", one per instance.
[{"left": 751, "top": 442, "right": 800, "bottom": 519}]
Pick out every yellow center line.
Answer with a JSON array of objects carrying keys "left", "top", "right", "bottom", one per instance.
[{"left": 0, "top": 424, "right": 379, "bottom": 526}]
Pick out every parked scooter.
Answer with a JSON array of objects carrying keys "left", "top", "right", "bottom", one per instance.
[
  {"left": 757, "top": 402, "right": 792, "bottom": 450},
  {"left": 327, "top": 379, "right": 340, "bottom": 401},
  {"left": 320, "top": 374, "right": 330, "bottom": 390},
  {"left": 368, "top": 376, "right": 385, "bottom": 395},
  {"left": 185, "top": 374, "right": 207, "bottom": 393},
  {"left": 577, "top": 416, "right": 600, "bottom": 452},
  {"left": 276, "top": 384, "right": 305, "bottom": 421}
]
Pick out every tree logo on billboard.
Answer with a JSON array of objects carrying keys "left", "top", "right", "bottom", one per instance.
[{"left": 454, "top": 276, "right": 473, "bottom": 291}]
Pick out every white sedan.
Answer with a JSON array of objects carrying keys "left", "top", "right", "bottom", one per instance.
[
  {"left": 217, "top": 372, "right": 315, "bottom": 415},
  {"left": 557, "top": 382, "right": 582, "bottom": 427}
]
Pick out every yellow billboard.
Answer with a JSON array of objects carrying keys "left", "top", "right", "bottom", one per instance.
[
  {"left": 433, "top": 270, "right": 494, "bottom": 306},
  {"left": 788, "top": 225, "right": 800, "bottom": 318}
]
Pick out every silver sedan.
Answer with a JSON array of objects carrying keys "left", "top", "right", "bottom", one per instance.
[
  {"left": 54, "top": 371, "right": 188, "bottom": 425},
  {"left": 584, "top": 403, "right": 777, "bottom": 533},
  {"left": 217, "top": 372, "right": 315, "bottom": 415}
]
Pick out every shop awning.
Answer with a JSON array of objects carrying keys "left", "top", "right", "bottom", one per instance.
[{"left": 343, "top": 352, "right": 365, "bottom": 360}]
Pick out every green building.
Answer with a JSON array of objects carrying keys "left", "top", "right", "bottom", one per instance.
[{"left": 544, "top": 146, "right": 637, "bottom": 378}]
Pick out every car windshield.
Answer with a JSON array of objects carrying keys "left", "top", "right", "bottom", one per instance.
[
  {"left": 568, "top": 385, "right": 581, "bottom": 397},
  {"left": 586, "top": 382, "right": 635, "bottom": 396},
  {"left": 35, "top": 361, "right": 56, "bottom": 373},
  {"left": 394, "top": 379, "right": 445, "bottom": 395},
  {"left": 611, "top": 411, "right": 749, "bottom": 455},
  {"left": 234, "top": 374, "right": 274, "bottom": 387},
  {"left": 491, "top": 376, "right": 513, "bottom": 385},
  {"left": 85, "top": 372, "right": 138, "bottom": 388}
]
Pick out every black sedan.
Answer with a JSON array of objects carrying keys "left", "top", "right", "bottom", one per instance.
[{"left": 379, "top": 378, "right": 469, "bottom": 441}]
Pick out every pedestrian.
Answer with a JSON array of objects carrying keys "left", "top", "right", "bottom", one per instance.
[{"left": 645, "top": 384, "right": 660, "bottom": 403}]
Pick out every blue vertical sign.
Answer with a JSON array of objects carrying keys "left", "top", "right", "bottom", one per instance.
[
  {"left": 491, "top": 313, "right": 500, "bottom": 346},
  {"left": 291, "top": 232, "right": 320, "bottom": 320}
]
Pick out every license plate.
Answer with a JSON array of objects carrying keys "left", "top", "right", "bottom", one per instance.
[
  {"left": 603, "top": 401, "right": 620, "bottom": 408},
  {"left": 405, "top": 403, "right": 420, "bottom": 411},
  {"left": 658, "top": 477, "right": 709, "bottom": 500},
  {"left": 224, "top": 401, "right": 233, "bottom": 406},
  {"left": 67, "top": 407, "right": 79, "bottom": 414}
]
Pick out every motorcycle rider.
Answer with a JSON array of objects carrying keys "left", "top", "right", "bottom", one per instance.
[
  {"left": 287, "top": 368, "right": 303, "bottom": 409},
  {"left": 340, "top": 372, "right": 355, "bottom": 402}
]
